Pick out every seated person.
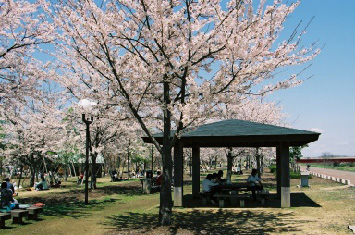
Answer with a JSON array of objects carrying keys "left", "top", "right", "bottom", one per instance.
[
  {"left": 211, "top": 173, "right": 218, "bottom": 183},
  {"left": 247, "top": 168, "right": 263, "bottom": 201},
  {"left": 5, "top": 178, "right": 15, "bottom": 195},
  {"left": 77, "top": 176, "right": 81, "bottom": 184},
  {"left": 236, "top": 165, "right": 241, "bottom": 175},
  {"left": 215, "top": 170, "right": 225, "bottom": 184},
  {"left": 156, "top": 171, "right": 162, "bottom": 186},
  {"left": 1, "top": 182, "right": 18, "bottom": 210},
  {"left": 238, "top": 164, "right": 243, "bottom": 175},
  {"left": 35, "top": 176, "right": 49, "bottom": 190},
  {"left": 51, "top": 180, "right": 61, "bottom": 188},
  {"left": 111, "top": 170, "right": 117, "bottom": 182},
  {"left": 202, "top": 174, "right": 219, "bottom": 204}
]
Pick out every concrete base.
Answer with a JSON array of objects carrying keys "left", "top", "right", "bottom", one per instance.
[
  {"left": 174, "top": 187, "right": 183, "bottom": 207},
  {"left": 281, "top": 187, "right": 290, "bottom": 208}
]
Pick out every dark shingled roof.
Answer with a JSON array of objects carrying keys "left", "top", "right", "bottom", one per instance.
[{"left": 142, "top": 119, "right": 320, "bottom": 147}]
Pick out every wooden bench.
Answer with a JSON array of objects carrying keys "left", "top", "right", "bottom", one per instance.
[
  {"left": 199, "top": 192, "right": 212, "bottom": 205},
  {"left": 214, "top": 193, "right": 251, "bottom": 208},
  {"left": 0, "top": 213, "right": 11, "bottom": 228},
  {"left": 11, "top": 209, "right": 29, "bottom": 224},
  {"left": 26, "top": 207, "right": 43, "bottom": 220},
  {"left": 257, "top": 191, "right": 269, "bottom": 205}
]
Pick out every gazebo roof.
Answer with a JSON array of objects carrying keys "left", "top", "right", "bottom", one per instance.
[{"left": 142, "top": 119, "right": 320, "bottom": 147}]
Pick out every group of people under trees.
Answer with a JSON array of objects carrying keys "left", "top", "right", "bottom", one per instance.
[
  {"left": 202, "top": 169, "right": 263, "bottom": 205},
  {"left": 0, "top": 177, "right": 49, "bottom": 212}
]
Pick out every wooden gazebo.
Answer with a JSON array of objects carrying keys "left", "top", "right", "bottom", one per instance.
[{"left": 142, "top": 119, "right": 320, "bottom": 207}]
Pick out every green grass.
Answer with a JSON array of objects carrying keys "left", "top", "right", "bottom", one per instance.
[{"left": 1, "top": 172, "right": 354, "bottom": 234}]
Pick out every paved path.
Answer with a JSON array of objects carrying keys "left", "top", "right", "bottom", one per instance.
[{"left": 301, "top": 166, "right": 355, "bottom": 186}]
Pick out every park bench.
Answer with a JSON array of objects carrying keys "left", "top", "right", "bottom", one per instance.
[
  {"left": 0, "top": 213, "right": 11, "bottom": 228},
  {"left": 214, "top": 193, "right": 251, "bottom": 208},
  {"left": 11, "top": 209, "right": 29, "bottom": 224},
  {"left": 26, "top": 207, "right": 43, "bottom": 220},
  {"left": 199, "top": 192, "right": 212, "bottom": 205},
  {"left": 257, "top": 191, "right": 268, "bottom": 205}
]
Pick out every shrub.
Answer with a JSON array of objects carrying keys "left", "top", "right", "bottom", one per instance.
[
  {"left": 269, "top": 165, "right": 312, "bottom": 179},
  {"left": 290, "top": 171, "right": 300, "bottom": 179},
  {"left": 269, "top": 164, "right": 276, "bottom": 173}
]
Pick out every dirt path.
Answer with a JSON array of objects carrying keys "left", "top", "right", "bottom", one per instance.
[{"left": 301, "top": 166, "right": 355, "bottom": 185}]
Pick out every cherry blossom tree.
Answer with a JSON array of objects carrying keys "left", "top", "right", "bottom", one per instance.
[
  {"left": 52, "top": 0, "right": 319, "bottom": 225},
  {"left": 222, "top": 98, "right": 288, "bottom": 179},
  {"left": 0, "top": 0, "right": 54, "bottom": 105},
  {"left": 0, "top": 0, "right": 58, "bottom": 183},
  {"left": 1, "top": 84, "right": 66, "bottom": 186}
]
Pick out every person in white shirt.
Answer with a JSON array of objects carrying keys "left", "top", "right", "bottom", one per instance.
[
  {"left": 236, "top": 165, "right": 241, "bottom": 175},
  {"left": 202, "top": 174, "right": 219, "bottom": 204},
  {"left": 247, "top": 169, "right": 263, "bottom": 201},
  {"left": 202, "top": 174, "right": 219, "bottom": 192}
]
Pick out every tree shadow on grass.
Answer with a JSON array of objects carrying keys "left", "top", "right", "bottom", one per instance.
[
  {"left": 104, "top": 209, "right": 313, "bottom": 234},
  {"left": 58, "top": 183, "right": 142, "bottom": 197},
  {"left": 20, "top": 195, "right": 120, "bottom": 219},
  {"left": 18, "top": 182, "right": 142, "bottom": 219},
  {"left": 183, "top": 192, "right": 321, "bottom": 209},
  {"left": 96, "top": 184, "right": 142, "bottom": 196},
  {"left": 43, "top": 198, "right": 121, "bottom": 219}
]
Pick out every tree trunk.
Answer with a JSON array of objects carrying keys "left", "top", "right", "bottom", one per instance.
[
  {"left": 256, "top": 149, "right": 261, "bottom": 177},
  {"left": 91, "top": 152, "right": 97, "bottom": 189},
  {"left": 127, "top": 142, "right": 130, "bottom": 179},
  {"left": 64, "top": 165, "right": 68, "bottom": 181},
  {"left": 35, "top": 163, "right": 39, "bottom": 182},
  {"left": 72, "top": 162, "right": 77, "bottom": 177},
  {"left": 30, "top": 166, "right": 35, "bottom": 187},
  {"left": 43, "top": 156, "right": 48, "bottom": 174},
  {"left": 189, "top": 154, "right": 192, "bottom": 177},
  {"left": 159, "top": 81, "right": 173, "bottom": 226},
  {"left": 226, "top": 148, "right": 233, "bottom": 180}
]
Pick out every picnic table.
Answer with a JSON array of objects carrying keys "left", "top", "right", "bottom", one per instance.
[{"left": 211, "top": 182, "right": 267, "bottom": 207}]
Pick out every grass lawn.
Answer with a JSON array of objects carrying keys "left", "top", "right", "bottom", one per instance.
[{"left": 0, "top": 170, "right": 354, "bottom": 234}]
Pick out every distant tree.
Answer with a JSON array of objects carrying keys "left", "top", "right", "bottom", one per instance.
[{"left": 290, "top": 144, "right": 308, "bottom": 172}]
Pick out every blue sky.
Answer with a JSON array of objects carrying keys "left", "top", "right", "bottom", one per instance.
[{"left": 268, "top": 0, "right": 355, "bottom": 157}]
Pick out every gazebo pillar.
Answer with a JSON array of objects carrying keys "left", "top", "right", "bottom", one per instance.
[
  {"left": 192, "top": 147, "right": 200, "bottom": 198},
  {"left": 276, "top": 146, "right": 281, "bottom": 197},
  {"left": 280, "top": 142, "right": 290, "bottom": 208},
  {"left": 173, "top": 140, "right": 183, "bottom": 207}
]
